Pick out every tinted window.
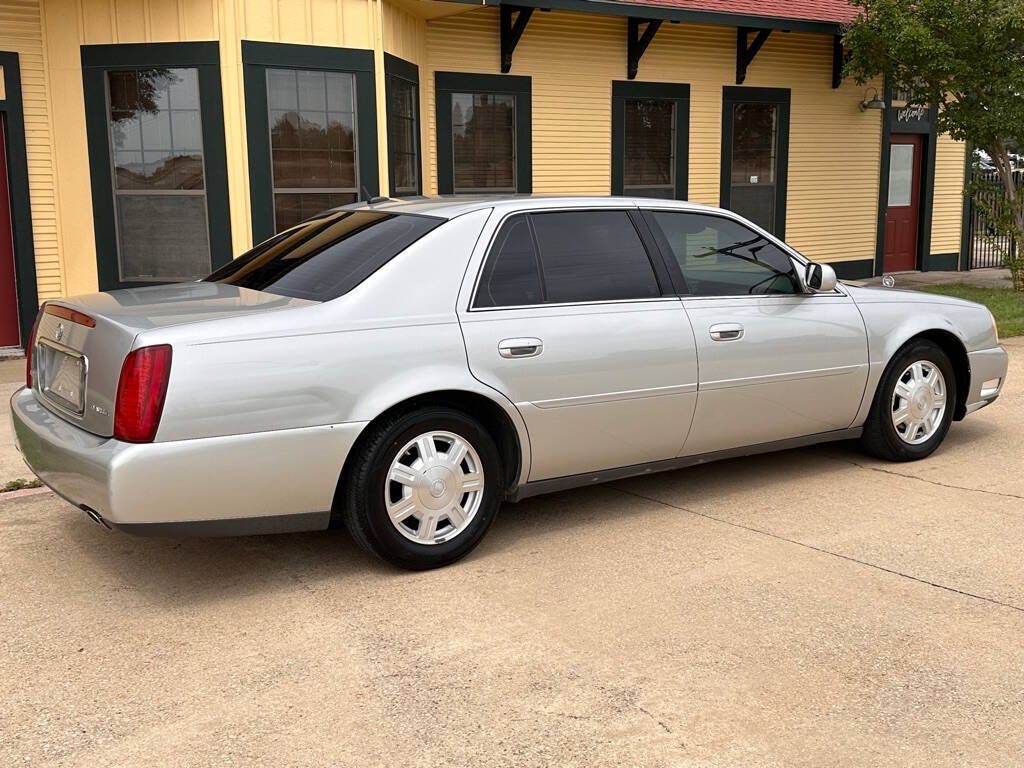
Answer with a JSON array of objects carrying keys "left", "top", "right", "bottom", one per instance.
[
  {"left": 531, "top": 211, "right": 659, "bottom": 303},
  {"left": 474, "top": 216, "right": 542, "bottom": 308},
  {"left": 206, "top": 211, "right": 442, "bottom": 301},
  {"left": 648, "top": 211, "right": 797, "bottom": 296}
]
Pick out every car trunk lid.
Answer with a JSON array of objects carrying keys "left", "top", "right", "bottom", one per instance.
[{"left": 31, "top": 283, "right": 314, "bottom": 437}]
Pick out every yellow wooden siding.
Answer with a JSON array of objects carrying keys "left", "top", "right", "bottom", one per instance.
[
  {"left": 931, "top": 133, "right": 965, "bottom": 256},
  {"left": 424, "top": 8, "right": 884, "bottom": 266},
  {"left": 1, "top": 0, "right": 64, "bottom": 300},
  {"left": 41, "top": 0, "right": 376, "bottom": 295}
]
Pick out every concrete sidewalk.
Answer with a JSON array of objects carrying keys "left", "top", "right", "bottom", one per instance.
[
  {"left": 857, "top": 266, "right": 1014, "bottom": 290},
  {"left": 0, "top": 358, "right": 30, "bottom": 484}
]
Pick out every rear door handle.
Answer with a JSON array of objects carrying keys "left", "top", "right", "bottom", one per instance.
[
  {"left": 709, "top": 323, "right": 744, "bottom": 341},
  {"left": 498, "top": 337, "right": 544, "bottom": 358}
]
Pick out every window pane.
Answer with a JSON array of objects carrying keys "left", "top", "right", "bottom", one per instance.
[
  {"left": 531, "top": 211, "right": 659, "bottom": 303},
  {"left": 207, "top": 211, "right": 443, "bottom": 302},
  {"left": 106, "top": 67, "right": 211, "bottom": 280},
  {"left": 888, "top": 144, "right": 914, "bottom": 206},
  {"left": 452, "top": 92, "right": 515, "bottom": 193},
  {"left": 474, "top": 216, "right": 542, "bottom": 308},
  {"left": 116, "top": 195, "right": 211, "bottom": 280},
  {"left": 731, "top": 103, "right": 776, "bottom": 184},
  {"left": 273, "top": 191, "right": 358, "bottom": 233},
  {"left": 649, "top": 211, "right": 797, "bottom": 296},
  {"left": 387, "top": 76, "right": 419, "bottom": 193},
  {"left": 624, "top": 99, "right": 674, "bottom": 197},
  {"left": 267, "top": 68, "right": 359, "bottom": 232},
  {"left": 108, "top": 68, "right": 206, "bottom": 192}
]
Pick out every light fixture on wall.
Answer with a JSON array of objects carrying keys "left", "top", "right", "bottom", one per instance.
[{"left": 859, "top": 88, "right": 886, "bottom": 111}]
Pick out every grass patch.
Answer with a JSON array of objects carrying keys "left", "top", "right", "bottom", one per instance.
[
  {"left": 920, "top": 283, "right": 1024, "bottom": 338},
  {"left": 1, "top": 478, "right": 43, "bottom": 493}
]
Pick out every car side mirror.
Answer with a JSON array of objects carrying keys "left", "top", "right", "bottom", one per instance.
[{"left": 804, "top": 262, "right": 837, "bottom": 293}]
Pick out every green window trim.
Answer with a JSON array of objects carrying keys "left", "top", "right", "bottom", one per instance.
[
  {"left": 434, "top": 71, "right": 531, "bottom": 195},
  {"left": 241, "top": 41, "right": 379, "bottom": 245},
  {"left": 611, "top": 80, "right": 690, "bottom": 200},
  {"left": 720, "top": 85, "right": 790, "bottom": 239},
  {"left": 0, "top": 50, "right": 38, "bottom": 345},
  {"left": 81, "top": 42, "right": 233, "bottom": 291},
  {"left": 384, "top": 53, "right": 422, "bottom": 197}
]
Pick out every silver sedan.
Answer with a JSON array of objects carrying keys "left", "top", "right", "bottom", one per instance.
[{"left": 10, "top": 197, "right": 1009, "bottom": 569}]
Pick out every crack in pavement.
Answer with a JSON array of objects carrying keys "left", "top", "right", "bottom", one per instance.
[
  {"left": 608, "top": 486, "right": 1024, "bottom": 615},
  {"left": 819, "top": 455, "right": 1024, "bottom": 502}
]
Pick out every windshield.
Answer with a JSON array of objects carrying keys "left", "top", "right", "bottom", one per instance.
[{"left": 205, "top": 210, "right": 443, "bottom": 301}]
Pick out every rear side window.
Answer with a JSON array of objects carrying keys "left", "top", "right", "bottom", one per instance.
[
  {"left": 474, "top": 216, "right": 543, "bottom": 308},
  {"left": 205, "top": 210, "right": 443, "bottom": 301},
  {"left": 473, "top": 210, "right": 660, "bottom": 308}
]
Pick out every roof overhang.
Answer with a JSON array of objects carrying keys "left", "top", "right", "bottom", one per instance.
[{"left": 436, "top": 0, "right": 845, "bottom": 35}]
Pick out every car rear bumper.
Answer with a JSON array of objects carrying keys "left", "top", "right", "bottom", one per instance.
[
  {"left": 9, "top": 387, "right": 366, "bottom": 534},
  {"left": 965, "top": 346, "right": 1009, "bottom": 415}
]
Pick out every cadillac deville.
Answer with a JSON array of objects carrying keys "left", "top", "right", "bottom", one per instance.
[{"left": 10, "top": 197, "right": 1008, "bottom": 569}]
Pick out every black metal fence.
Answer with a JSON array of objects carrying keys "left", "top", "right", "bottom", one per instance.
[{"left": 966, "top": 168, "right": 1023, "bottom": 269}]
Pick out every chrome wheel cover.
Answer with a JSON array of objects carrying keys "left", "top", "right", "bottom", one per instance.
[
  {"left": 385, "top": 431, "right": 485, "bottom": 545},
  {"left": 891, "top": 360, "right": 947, "bottom": 445}
]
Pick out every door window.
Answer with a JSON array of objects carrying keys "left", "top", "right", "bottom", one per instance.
[
  {"left": 107, "top": 68, "right": 211, "bottom": 281},
  {"left": 624, "top": 98, "right": 675, "bottom": 199},
  {"left": 888, "top": 143, "right": 914, "bottom": 206},
  {"left": 266, "top": 68, "right": 358, "bottom": 232},
  {"left": 647, "top": 211, "right": 797, "bottom": 296},
  {"left": 729, "top": 102, "right": 777, "bottom": 233},
  {"left": 474, "top": 211, "right": 660, "bottom": 307}
]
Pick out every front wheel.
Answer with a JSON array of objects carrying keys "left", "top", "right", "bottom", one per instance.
[
  {"left": 861, "top": 339, "right": 956, "bottom": 462},
  {"left": 342, "top": 407, "right": 503, "bottom": 570}
]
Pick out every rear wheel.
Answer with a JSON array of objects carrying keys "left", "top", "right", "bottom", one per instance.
[
  {"left": 342, "top": 407, "right": 503, "bottom": 570},
  {"left": 861, "top": 339, "right": 956, "bottom": 462}
]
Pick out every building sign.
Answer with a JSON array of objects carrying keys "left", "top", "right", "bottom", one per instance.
[{"left": 889, "top": 101, "right": 933, "bottom": 133}]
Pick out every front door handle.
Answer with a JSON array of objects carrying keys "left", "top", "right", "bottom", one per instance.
[
  {"left": 498, "top": 337, "right": 544, "bottom": 358},
  {"left": 709, "top": 323, "right": 744, "bottom": 341}
]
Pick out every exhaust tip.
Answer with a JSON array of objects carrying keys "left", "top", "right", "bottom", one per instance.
[{"left": 80, "top": 505, "right": 112, "bottom": 530}]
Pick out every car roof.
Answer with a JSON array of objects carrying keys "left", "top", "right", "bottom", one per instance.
[{"left": 341, "top": 195, "right": 725, "bottom": 219}]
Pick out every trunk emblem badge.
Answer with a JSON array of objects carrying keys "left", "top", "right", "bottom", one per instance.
[{"left": 55, "top": 322, "right": 65, "bottom": 342}]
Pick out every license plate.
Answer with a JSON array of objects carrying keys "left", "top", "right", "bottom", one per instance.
[{"left": 38, "top": 343, "right": 86, "bottom": 414}]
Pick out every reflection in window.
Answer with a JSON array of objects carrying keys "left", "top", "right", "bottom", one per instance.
[
  {"left": 649, "top": 211, "right": 797, "bottom": 296},
  {"left": 107, "top": 67, "right": 211, "bottom": 281},
  {"left": 387, "top": 76, "right": 419, "bottom": 194},
  {"left": 452, "top": 93, "right": 515, "bottom": 193},
  {"left": 731, "top": 103, "right": 777, "bottom": 185},
  {"left": 267, "top": 68, "right": 358, "bottom": 232},
  {"left": 624, "top": 98, "right": 675, "bottom": 199}
]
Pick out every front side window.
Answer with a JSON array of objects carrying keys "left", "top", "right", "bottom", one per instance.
[
  {"left": 474, "top": 211, "right": 660, "bottom": 308},
  {"left": 624, "top": 98, "right": 675, "bottom": 199},
  {"left": 647, "top": 211, "right": 797, "bottom": 296},
  {"left": 452, "top": 93, "right": 515, "bottom": 193},
  {"left": 107, "top": 67, "right": 211, "bottom": 281},
  {"left": 266, "top": 68, "right": 358, "bottom": 232},
  {"left": 207, "top": 211, "right": 442, "bottom": 302}
]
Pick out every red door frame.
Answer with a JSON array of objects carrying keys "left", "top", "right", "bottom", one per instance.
[
  {"left": 0, "top": 116, "right": 21, "bottom": 346},
  {"left": 883, "top": 133, "right": 923, "bottom": 273}
]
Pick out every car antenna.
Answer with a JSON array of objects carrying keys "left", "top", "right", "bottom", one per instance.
[{"left": 362, "top": 186, "right": 390, "bottom": 206}]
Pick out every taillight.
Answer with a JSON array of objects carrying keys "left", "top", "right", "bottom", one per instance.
[
  {"left": 113, "top": 345, "right": 173, "bottom": 443},
  {"left": 25, "top": 307, "right": 43, "bottom": 389}
]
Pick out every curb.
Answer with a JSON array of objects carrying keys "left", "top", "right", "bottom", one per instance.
[{"left": 0, "top": 486, "right": 51, "bottom": 502}]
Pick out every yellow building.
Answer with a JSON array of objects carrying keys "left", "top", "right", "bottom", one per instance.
[{"left": 0, "top": 0, "right": 969, "bottom": 350}]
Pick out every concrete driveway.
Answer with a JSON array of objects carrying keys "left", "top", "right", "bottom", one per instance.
[{"left": 2, "top": 340, "right": 1023, "bottom": 767}]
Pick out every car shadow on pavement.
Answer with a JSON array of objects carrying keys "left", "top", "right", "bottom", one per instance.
[{"left": 46, "top": 419, "right": 995, "bottom": 605}]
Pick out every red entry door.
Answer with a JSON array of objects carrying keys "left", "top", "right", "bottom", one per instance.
[
  {"left": 0, "top": 117, "right": 21, "bottom": 346},
  {"left": 883, "top": 133, "right": 923, "bottom": 273}
]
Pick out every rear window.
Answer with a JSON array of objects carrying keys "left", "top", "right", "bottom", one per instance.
[{"left": 205, "top": 210, "right": 443, "bottom": 301}]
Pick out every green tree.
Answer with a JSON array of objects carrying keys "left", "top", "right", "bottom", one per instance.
[{"left": 843, "top": 0, "right": 1024, "bottom": 290}]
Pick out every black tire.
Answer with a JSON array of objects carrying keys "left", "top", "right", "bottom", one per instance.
[
  {"left": 860, "top": 339, "right": 957, "bottom": 462},
  {"left": 342, "top": 407, "right": 503, "bottom": 570}
]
